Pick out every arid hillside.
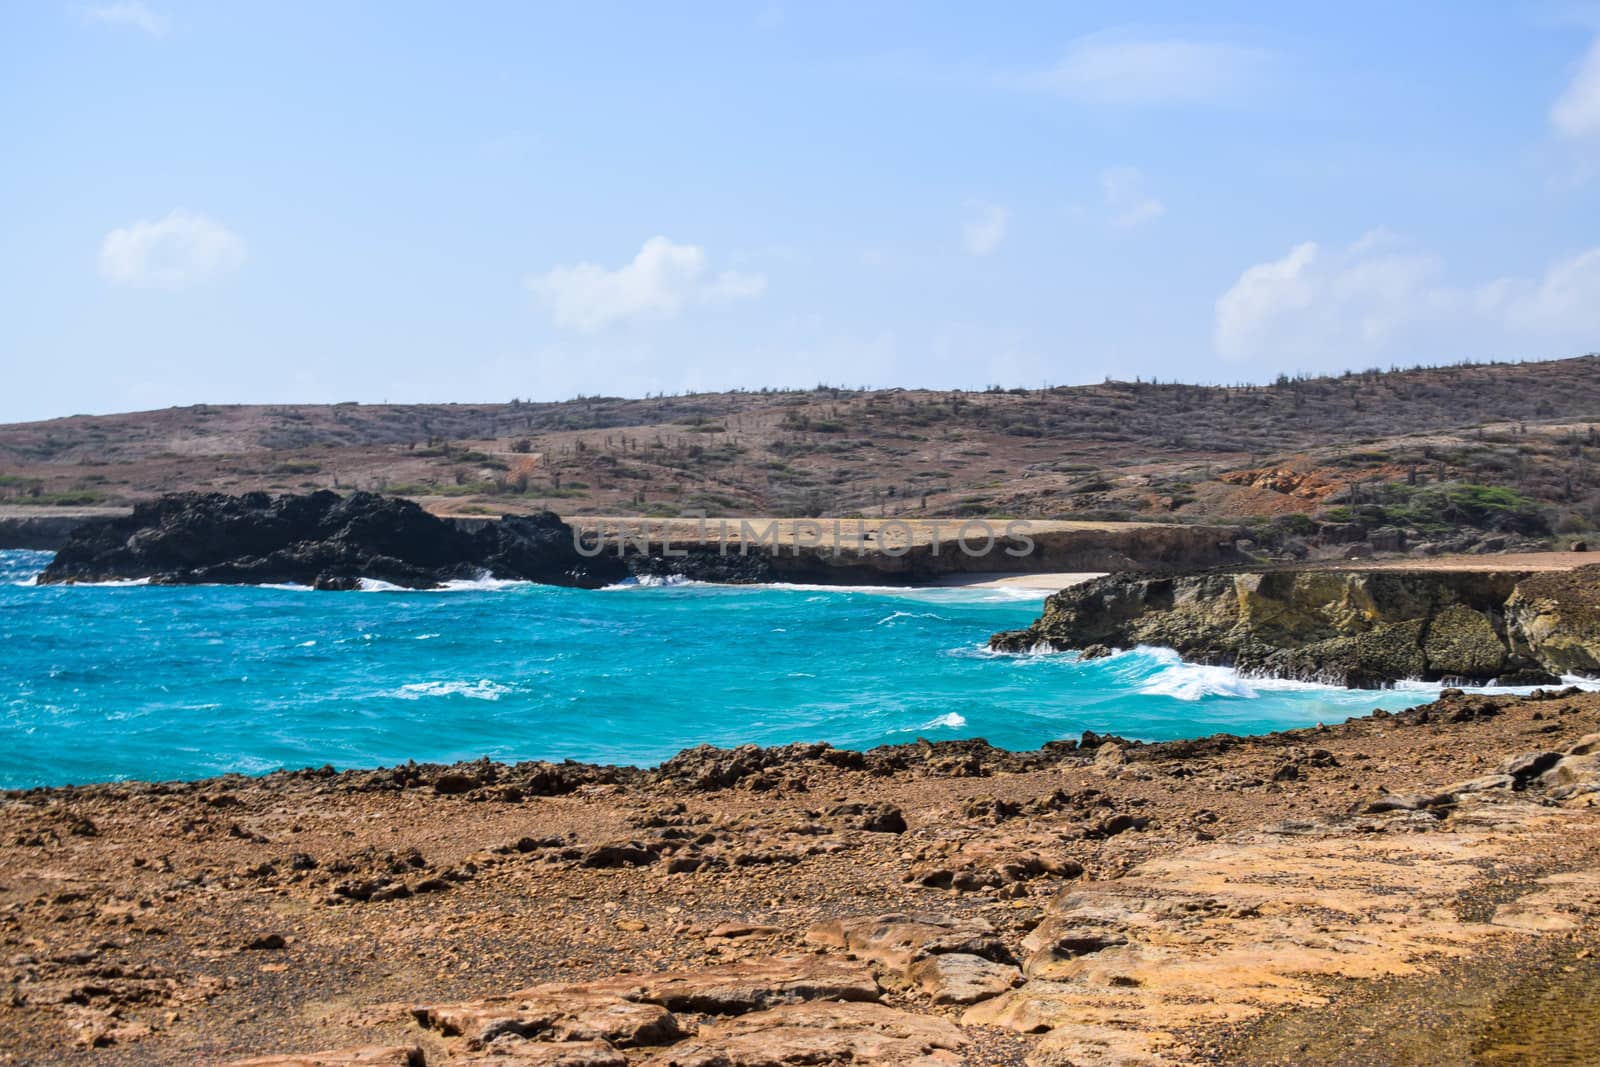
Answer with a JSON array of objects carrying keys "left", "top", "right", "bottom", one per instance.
[{"left": 3, "top": 356, "right": 1599, "bottom": 547}]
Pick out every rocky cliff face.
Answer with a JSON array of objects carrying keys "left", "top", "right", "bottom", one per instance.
[
  {"left": 991, "top": 565, "right": 1600, "bottom": 687},
  {"left": 37, "top": 491, "right": 632, "bottom": 589},
  {"left": 1505, "top": 568, "right": 1600, "bottom": 676}
]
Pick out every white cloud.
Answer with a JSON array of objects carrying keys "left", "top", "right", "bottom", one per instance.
[
  {"left": 1479, "top": 247, "right": 1600, "bottom": 334},
  {"left": 526, "top": 236, "right": 765, "bottom": 332},
  {"left": 1214, "top": 231, "right": 1600, "bottom": 366},
  {"left": 1102, "top": 167, "right": 1165, "bottom": 227},
  {"left": 1552, "top": 36, "right": 1600, "bottom": 139},
  {"left": 98, "top": 211, "right": 246, "bottom": 288},
  {"left": 963, "top": 201, "right": 1010, "bottom": 256},
  {"left": 83, "top": 1, "right": 170, "bottom": 36},
  {"left": 1025, "top": 30, "right": 1270, "bottom": 105}
]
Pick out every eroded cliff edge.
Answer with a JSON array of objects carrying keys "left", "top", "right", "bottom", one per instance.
[{"left": 991, "top": 564, "right": 1600, "bottom": 687}]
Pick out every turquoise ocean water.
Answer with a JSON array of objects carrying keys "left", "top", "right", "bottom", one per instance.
[{"left": 0, "top": 549, "right": 1521, "bottom": 789}]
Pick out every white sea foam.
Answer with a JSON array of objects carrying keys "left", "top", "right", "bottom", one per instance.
[
  {"left": 1124, "top": 646, "right": 1600, "bottom": 699},
  {"left": 768, "top": 581, "right": 917, "bottom": 595},
  {"left": 394, "top": 679, "right": 510, "bottom": 701},
  {"left": 921, "top": 712, "right": 967, "bottom": 729},
  {"left": 1387, "top": 674, "right": 1600, "bottom": 696},
  {"left": 977, "top": 639, "right": 1074, "bottom": 659},
  {"left": 602, "top": 574, "right": 697, "bottom": 590},
  {"left": 1140, "top": 661, "right": 1260, "bottom": 701},
  {"left": 875, "top": 610, "right": 950, "bottom": 626},
  {"left": 358, "top": 576, "right": 532, "bottom": 592},
  {"left": 437, "top": 575, "right": 534, "bottom": 592}
]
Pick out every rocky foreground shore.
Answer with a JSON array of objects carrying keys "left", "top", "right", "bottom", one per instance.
[
  {"left": 6, "top": 690, "right": 1600, "bottom": 1065},
  {"left": 992, "top": 563, "right": 1600, "bottom": 689}
]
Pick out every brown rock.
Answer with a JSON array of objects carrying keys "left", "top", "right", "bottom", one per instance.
[
  {"left": 242, "top": 933, "right": 288, "bottom": 951},
  {"left": 907, "top": 952, "right": 1021, "bottom": 1005},
  {"left": 579, "top": 955, "right": 880, "bottom": 1015},
  {"left": 226, "top": 1047, "right": 423, "bottom": 1067},
  {"left": 635, "top": 1000, "right": 966, "bottom": 1066},
  {"left": 1537, "top": 753, "right": 1600, "bottom": 790},
  {"left": 806, "top": 914, "right": 1010, "bottom": 970},
  {"left": 432, "top": 773, "right": 480, "bottom": 795},
  {"left": 581, "top": 842, "right": 659, "bottom": 868},
  {"left": 826, "top": 803, "right": 906, "bottom": 833},
  {"left": 707, "top": 922, "right": 784, "bottom": 940},
  {"left": 413, "top": 988, "right": 680, "bottom": 1049},
  {"left": 1565, "top": 732, "right": 1600, "bottom": 756},
  {"left": 457, "top": 1041, "right": 626, "bottom": 1067}
]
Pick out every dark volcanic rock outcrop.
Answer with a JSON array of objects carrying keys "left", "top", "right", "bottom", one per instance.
[
  {"left": 37, "top": 491, "right": 630, "bottom": 589},
  {"left": 992, "top": 566, "right": 1600, "bottom": 687},
  {"left": 628, "top": 548, "right": 778, "bottom": 585}
]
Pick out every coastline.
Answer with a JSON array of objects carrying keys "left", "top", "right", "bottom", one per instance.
[
  {"left": 7, "top": 689, "right": 1600, "bottom": 1064},
  {"left": 9, "top": 531, "right": 1600, "bottom": 1061},
  {"left": 926, "top": 570, "right": 1105, "bottom": 591}
]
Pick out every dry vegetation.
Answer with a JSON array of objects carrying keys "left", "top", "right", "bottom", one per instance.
[{"left": 2, "top": 356, "right": 1598, "bottom": 542}]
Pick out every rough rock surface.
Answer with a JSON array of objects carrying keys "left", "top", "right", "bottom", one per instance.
[
  {"left": 227, "top": 1049, "right": 424, "bottom": 1067},
  {"left": 569, "top": 955, "right": 880, "bottom": 1014},
  {"left": 636, "top": 1001, "right": 967, "bottom": 1066},
  {"left": 34, "top": 492, "right": 805, "bottom": 590},
  {"left": 37, "top": 491, "right": 628, "bottom": 589},
  {"left": 11, "top": 690, "right": 1600, "bottom": 1065},
  {"left": 805, "top": 913, "right": 1013, "bottom": 970},
  {"left": 966, "top": 729, "right": 1600, "bottom": 1065},
  {"left": 1506, "top": 565, "right": 1600, "bottom": 675},
  {"left": 412, "top": 985, "right": 681, "bottom": 1048},
  {"left": 992, "top": 565, "right": 1600, "bottom": 687},
  {"left": 907, "top": 953, "right": 1022, "bottom": 1005}
]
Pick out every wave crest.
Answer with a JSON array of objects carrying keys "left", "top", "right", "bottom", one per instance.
[{"left": 393, "top": 679, "right": 510, "bottom": 701}]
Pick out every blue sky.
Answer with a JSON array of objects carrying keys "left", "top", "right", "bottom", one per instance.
[{"left": 3, "top": 2, "right": 1600, "bottom": 423}]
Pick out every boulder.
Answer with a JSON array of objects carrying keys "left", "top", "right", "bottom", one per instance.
[{"left": 907, "top": 953, "right": 1021, "bottom": 1005}]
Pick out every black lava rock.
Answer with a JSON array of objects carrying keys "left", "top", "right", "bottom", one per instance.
[{"left": 37, "top": 491, "right": 629, "bottom": 590}]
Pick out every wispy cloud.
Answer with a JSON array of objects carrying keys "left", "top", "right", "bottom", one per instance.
[
  {"left": 962, "top": 201, "right": 1010, "bottom": 256},
  {"left": 83, "top": 1, "right": 170, "bottom": 37},
  {"left": 1102, "top": 167, "right": 1165, "bottom": 227},
  {"left": 1214, "top": 229, "right": 1600, "bottom": 365},
  {"left": 1019, "top": 30, "right": 1272, "bottom": 105},
  {"left": 526, "top": 237, "right": 765, "bottom": 332},
  {"left": 99, "top": 211, "right": 246, "bottom": 288},
  {"left": 1553, "top": 35, "right": 1600, "bottom": 138}
]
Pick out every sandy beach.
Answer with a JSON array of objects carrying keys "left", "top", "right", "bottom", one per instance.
[{"left": 930, "top": 571, "right": 1106, "bottom": 591}]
